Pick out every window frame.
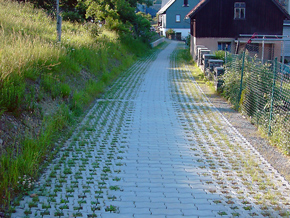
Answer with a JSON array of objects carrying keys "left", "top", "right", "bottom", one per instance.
[
  {"left": 183, "top": 0, "right": 189, "bottom": 7},
  {"left": 218, "top": 42, "right": 231, "bottom": 51},
  {"left": 234, "top": 2, "right": 246, "bottom": 20}
]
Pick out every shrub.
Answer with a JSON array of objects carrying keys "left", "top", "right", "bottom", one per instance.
[
  {"left": 214, "top": 50, "right": 226, "bottom": 62},
  {"left": 84, "top": 22, "right": 102, "bottom": 37},
  {"left": 166, "top": 29, "right": 175, "bottom": 35}
]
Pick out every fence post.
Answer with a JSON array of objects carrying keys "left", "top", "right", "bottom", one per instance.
[
  {"left": 268, "top": 57, "right": 278, "bottom": 135},
  {"left": 237, "top": 51, "right": 245, "bottom": 109},
  {"left": 225, "top": 52, "right": 227, "bottom": 65},
  {"left": 56, "top": 0, "right": 62, "bottom": 42}
]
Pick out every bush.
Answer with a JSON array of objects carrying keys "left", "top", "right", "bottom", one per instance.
[
  {"left": 214, "top": 50, "right": 226, "bottom": 62},
  {"left": 166, "top": 29, "right": 175, "bottom": 35},
  {"left": 84, "top": 22, "right": 102, "bottom": 37}
]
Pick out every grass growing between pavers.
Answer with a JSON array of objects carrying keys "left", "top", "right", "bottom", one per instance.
[
  {"left": 8, "top": 42, "right": 168, "bottom": 217},
  {"left": 0, "top": 1, "right": 165, "bottom": 213},
  {"left": 170, "top": 45, "right": 290, "bottom": 217}
]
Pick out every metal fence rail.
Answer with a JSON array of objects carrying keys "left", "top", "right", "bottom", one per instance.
[{"left": 224, "top": 52, "right": 290, "bottom": 154}]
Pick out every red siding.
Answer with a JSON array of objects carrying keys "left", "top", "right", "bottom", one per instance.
[{"left": 191, "top": 0, "right": 287, "bottom": 38}]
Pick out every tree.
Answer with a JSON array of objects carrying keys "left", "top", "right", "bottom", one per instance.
[
  {"left": 16, "top": 0, "right": 87, "bottom": 21},
  {"left": 85, "top": 0, "right": 153, "bottom": 36},
  {"left": 16, "top": 0, "right": 54, "bottom": 10},
  {"left": 16, "top": 0, "right": 154, "bottom": 38}
]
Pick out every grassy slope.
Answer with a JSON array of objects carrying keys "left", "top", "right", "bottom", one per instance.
[{"left": 0, "top": 0, "right": 152, "bottom": 212}]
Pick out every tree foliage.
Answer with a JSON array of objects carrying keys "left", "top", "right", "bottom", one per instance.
[
  {"left": 16, "top": 0, "right": 154, "bottom": 39},
  {"left": 85, "top": 0, "right": 152, "bottom": 36}
]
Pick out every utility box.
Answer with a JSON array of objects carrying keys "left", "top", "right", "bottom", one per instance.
[
  {"left": 203, "top": 54, "right": 215, "bottom": 75},
  {"left": 195, "top": 45, "right": 205, "bottom": 61},
  {"left": 214, "top": 67, "right": 224, "bottom": 76},
  {"left": 197, "top": 47, "right": 208, "bottom": 65},
  {"left": 214, "top": 67, "right": 224, "bottom": 92},
  {"left": 198, "top": 49, "right": 210, "bottom": 67},
  {"left": 208, "top": 59, "right": 223, "bottom": 71}
]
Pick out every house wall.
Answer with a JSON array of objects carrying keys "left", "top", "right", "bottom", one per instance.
[
  {"left": 283, "top": 21, "right": 290, "bottom": 60},
  {"left": 195, "top": 37, "right": 235, "bottom": 53},
  {"left": 159, "top": 28, "right": 190, "bottom": 38},
  {"left": 164, "top": 0, "right": 199, "bottom": 37},
  {"left": 237, "top": 41, "right": 280, "bottom": 61},
  {"left": 193, "top": 37, "right": 282, "bottom": 61},
  {"left": 192, "top": 0, "right": 287, "bottom": 38}
]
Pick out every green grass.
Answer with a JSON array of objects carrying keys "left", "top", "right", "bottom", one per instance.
[{"left": 0, "top": 0, "right": 155, "bottom": 213}]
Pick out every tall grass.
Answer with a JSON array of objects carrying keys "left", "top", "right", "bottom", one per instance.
[{"left": 0, "top": 0, "right": 152, "bottom": 213}]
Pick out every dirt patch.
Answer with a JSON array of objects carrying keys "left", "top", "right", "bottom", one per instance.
[
  {"left": 0, "top": 102, "right": 47, "bottom": 156},
  {"left": 197, "top": 81, "right": 290, "bottom": 183}
]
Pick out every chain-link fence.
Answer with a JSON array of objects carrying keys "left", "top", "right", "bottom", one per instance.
[{"left": 223, "top": 47, "right": 290, "bottom": 154}]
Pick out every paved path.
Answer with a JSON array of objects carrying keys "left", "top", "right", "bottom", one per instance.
[{"left": 13, "top": 41, "right": 290, "bottom": 217}]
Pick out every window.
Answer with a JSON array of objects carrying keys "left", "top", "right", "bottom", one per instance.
[
  {"left": 176, "top": 14, "right": 181, "bottom": 22},
  {"left": 218, "top": 42, "right": 231, "bottom": 51},
  {"left": 183, "top": 0, "right": 189, "bottom": 7},
  {"left": 234, "top": 2, "right": 246, "bottom": 19}
]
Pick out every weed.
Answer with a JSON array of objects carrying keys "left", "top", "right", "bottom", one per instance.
[
  {"left": 54, "top": 210, "right": 64, "bottom": 216},
  {"left": 24, "top": 210, "right": 32, "bottom": 215},
  {"left": 59, "top": 205, "right": 69, "bottom": 210},
  {"left": 63, "top": 168, "right": 72, "bottom": 174},
  {"left": 41, "top": 211, "right": 50, "bottom": 216},
  {"left": 102, "top": 167, "right": 111, "bottom": 173},
  {"left": 113, "top": 177, "right": 121, "bottom": 181},
  {"left": 109, "top": 186, "right": 120, "bottom": 191},
  {"left": 73, "top": 212, "right": 83, "bottom": 217},
  {"left": 243, "top": 206, "right": 252, "bottom": 210},
  {"left": 28, "top": 202, "right": 38, "bottom": 208},
  {"left": 105, "top": 205, "right": 118, "bottom": 212},
  {"left": 60, "top": 83, "right": 71, "bottom": 98},
  {"left": 213, "top": 200, "right": 222, "bottom": 204},
  {"left": 218, "top": 211, "right": 227, "bottom": 216},
  {"left": 16, "top": 175, "right": 36, "bottom": 193}
]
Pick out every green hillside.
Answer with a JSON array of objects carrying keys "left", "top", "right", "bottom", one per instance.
[{"left": 0, "top": 0, "right": 157, "bottom": 213}]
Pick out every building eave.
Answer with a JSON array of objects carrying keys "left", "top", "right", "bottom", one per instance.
[{"left": 157, "top": 0, "right": 176, "bottom": 14}]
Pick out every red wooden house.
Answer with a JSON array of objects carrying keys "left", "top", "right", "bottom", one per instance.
[{"left": 186, "top": 0, "right": 290, "bottom": 60}]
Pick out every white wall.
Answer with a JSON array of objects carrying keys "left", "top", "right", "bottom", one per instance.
[{"left": 159, "top": 28, "right": 190, "bottom": 39}]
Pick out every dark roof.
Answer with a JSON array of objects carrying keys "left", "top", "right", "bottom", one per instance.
[
  {"left": 146, "top": 7, "right": 158, "bottom": 16},
  {"left": 185, "top": 0, "right": 290, "bottom": 19},
  {"left": 185, "top": 0, "right": 208, "bottom": 18}
]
